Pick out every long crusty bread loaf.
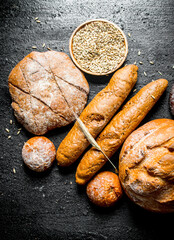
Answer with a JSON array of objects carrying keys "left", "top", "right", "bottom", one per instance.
[
  {"left": 76, "top": 79, "right": 168, "bottom": 185},
  {"left": 56, "top": 65, "right": 138, "bottom": 166}
]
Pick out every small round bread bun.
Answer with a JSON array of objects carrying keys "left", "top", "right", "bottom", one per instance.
[
  {"left": 86, "top": 171, "right": 122, "bottom": 207},
  {"left": 22, "top": 136, "right": 56, "bottom": 172},
  {"left": 169, "top": 84, "right": 174, "bottom": 116},
  {"left": 119, "top": 119, "right": 174, "bottom": 213}
]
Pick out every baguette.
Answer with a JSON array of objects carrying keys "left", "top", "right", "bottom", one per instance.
[
  {"left": 56, "top": 65, "right": 138, "bottom": 166},
  {"left": 76, "top": 79, "right": 168, "bottom": 185}
]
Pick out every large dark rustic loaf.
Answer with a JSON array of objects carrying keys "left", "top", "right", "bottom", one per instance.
[
  {"left": 56, "top": 65, "right": 138, "bottom": 166},
  {"left": 119, "top": 119, "right": 174, "bottom": 213},
  {"left": 76, "top": 79, "right": 168, "bottom": 185},
  {"left": 8, "top": 51, "right": 89, "bottom": 135}
]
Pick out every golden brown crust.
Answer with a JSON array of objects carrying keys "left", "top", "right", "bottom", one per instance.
[
  {"left": 119, "top": 119, "right": 174, "bottom": 213},
  {"left": 76, "top": 79, "right": 168, "bottom": 185},
  {"left": 8, "top": 51, "right": 89, "bottom": 135},
  {"left": 22, "top": 136, "right": 56, "bottom": 172},
  {"left": 56, "top": 65, "right": 138, "bottom": 166},
  {"left": 86, "top": 171, "right": 122, "bottom": 207}
]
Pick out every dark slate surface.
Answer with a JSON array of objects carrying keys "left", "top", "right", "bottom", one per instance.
[{"left": 0, "top": 0, "right": 174, "bottom": 239}]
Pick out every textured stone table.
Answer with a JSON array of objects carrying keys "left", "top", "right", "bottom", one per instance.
[{"left": 0, "top": 0, "right": 173, "bottom": 239}]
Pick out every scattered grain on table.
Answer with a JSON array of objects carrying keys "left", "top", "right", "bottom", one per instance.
[{"left": 5, "top": 128, "right": 10, "bottom": 133}]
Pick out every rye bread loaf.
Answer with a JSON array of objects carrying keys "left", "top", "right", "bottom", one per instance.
[
  {"left": 56, "top": 65, "right": 138, "bottom": 166},
  {"left": 8, "top": 51, "right": 89, "bottom": 135},
  {"left": 76, "top": 79, "right": 168, "bottom": 185},
  {"left": 119, "top": 119, "right": 174, "bottom": 213}
]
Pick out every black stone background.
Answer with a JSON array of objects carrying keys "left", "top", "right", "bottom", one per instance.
[{"left": 0, "top": 0, "right": 174, "bottom": 239}]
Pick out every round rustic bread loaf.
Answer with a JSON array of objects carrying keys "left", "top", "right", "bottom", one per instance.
[
  {"left": 119, "top": 119, "right": 174, "bottom": 213},
  {"left": 8, "top": 51, "right": 89, "bottom": 135}
]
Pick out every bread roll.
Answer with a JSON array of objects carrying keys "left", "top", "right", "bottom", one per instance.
[
  {"left": 119, "top": 119, "right": 174, "bottom": 213},
  {"left": 76, "top": 79, "right": 168, "bottom": 185},
  {"left": 22, "top": 136, "right": 56, "bottom": 172},
  {"left": 56, "top": 65, "right": 138, "bottom": 166},
  {"left": 87, "top": 171, "right": 122, "bottom": 207},
  {"left": 8, "top": 51, "right": 89, "bottom": 135}
]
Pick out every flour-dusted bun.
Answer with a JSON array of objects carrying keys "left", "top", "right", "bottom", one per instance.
[
  {"left": 8, "top": 51, "right": 89, "bottom": 135},
  {"left": 22, "top": 136, "right": 56, "bottom": 172},
  {"left": 119, "top": 119, "right": 174, "bottom": 213}
]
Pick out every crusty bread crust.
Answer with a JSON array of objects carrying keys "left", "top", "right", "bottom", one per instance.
[
  {"left": 119, "top": 119, "right": 174, "bottom": 213},
  {"left": 76, "top": 79, "right": 168, "bottom": 185},
  {"left": 56, "top": 65, "right": 138, "bottom": 166},
  {"left": 8, "top": 51, "right": 89, "bottom": 135}
]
